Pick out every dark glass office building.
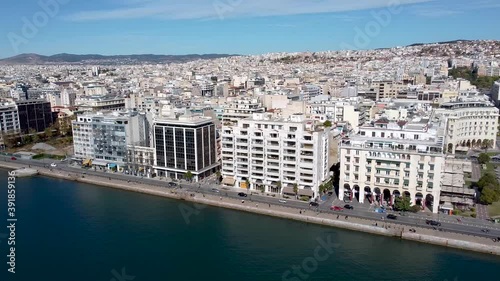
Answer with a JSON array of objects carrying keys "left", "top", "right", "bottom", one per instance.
[
  {"left": 15, "top": 99, "right": 53, "bottom": 133},
  {"left": 154, "top": 116, "right": 218, "bottom": 181}
]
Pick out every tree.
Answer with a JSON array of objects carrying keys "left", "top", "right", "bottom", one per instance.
[
  {"left": 477, "top": 173, "right": 499, "bottom": 191},
  {"left": 293, "top": 183, "right": 298, "bottom": 196},
  {"left": 29, "top": 129, "right": 40, "bottom": 143},
  {"left": 215, "top": 171, "right": 222, "bottom": 183},
  {"left": 185, "top": 171, "right": 193, "bottom": 182},
  {"left": 323, "top": 120, "right": 332, "bottom": 128},
  {"left": 478, "top": 153, "right": 491, "bottom": 164},
  {"left": 480, "top": 185, "right": 500, "bottom": 205},
  {"left": 394, "top": 196, "right": 412, "bottom": 212},
  {"left": 276, "top": 181, "right": 282, "bottom": 192},
  {"left": 410, "top": 205, "right": 422, "bottom": 213},
  {"left": 44, "top": 127, "right": 54, "bottom": 139}
]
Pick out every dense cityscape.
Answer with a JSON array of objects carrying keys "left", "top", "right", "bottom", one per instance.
[{"left": 2, "top": 39, "right": 500, "bottom": 280}]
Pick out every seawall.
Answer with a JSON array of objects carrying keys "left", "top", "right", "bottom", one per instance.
[{"left": 2, "top": 162, "right": 500, "bottom": 256}]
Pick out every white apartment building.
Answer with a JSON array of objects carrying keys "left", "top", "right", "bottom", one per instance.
[
  {"left": 61, "top": 90, "right": 77, "bottom": 107},
  {"left": 0, "top": 101, "right": 21, "bottom": 136},
  {"left": 339, "top": 118, "right": 444, "bottom": 213},
  {"left": 434, "top": 96, "right": 499, "bottom": 154},
  {"left": 221, "top": 99, "right": 266, "bottom": 124},
  {"left": 221, "top": 113, "right": 330, "bottom": 198},
  {"left": 301, "top": 84, "right": 322, "bottom": 101},
  {"left": 72, "top": 111, "right": 149, "bottom": 168}
]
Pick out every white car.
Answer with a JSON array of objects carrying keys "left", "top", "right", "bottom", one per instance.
[
  {"left": 279, "top": 199, "right": 287, "bottom": 203},
  {"left": 50, "top": 163, "right": 57, "bottom": 167}
]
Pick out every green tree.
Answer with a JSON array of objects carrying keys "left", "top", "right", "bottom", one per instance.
[
  {"left": 44, "top": 126, "right": 54, "bottom": 139},
  {"left": 29, "top": 129, "right": 40, "bottom": 143},
  {"left": 394, "top": 196, "right": 412, "bottom": 212},
  {"left": 323, "top": 120, "right": 332, "bottom": 128},
  {"left": 215, "top": 171, "right": 222, "bottom": 183},
  {"left": 478, "top": 153, "right": 491, "bottom": 164},
  {"left": 276, "top": 181, "right": 282, "bottom": 192},
  {"left": 480, "top": 185, "right": 500, "bottom": 205},
  {"left": 410, "top": 205, "right": 422, "bottom": 213},
  {"left": 293, "top": 183, "right": 298, "bottom": 195},
  {"left": 477, "top": 173, "right": 499, "bottom": 190},
  {"left": 185, "top": 171, "right": 193, "bottom": 182}
]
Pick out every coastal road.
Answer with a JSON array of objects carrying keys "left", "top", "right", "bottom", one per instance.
[{"left": 4, "top": 156, "right": 500, "bottom": 241}]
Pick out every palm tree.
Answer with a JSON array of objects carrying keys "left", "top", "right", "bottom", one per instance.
[{"left": 293, "top": 183, "right": 298, "bottom": 198}]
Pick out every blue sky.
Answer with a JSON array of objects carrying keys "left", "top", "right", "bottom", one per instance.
[{"left": 1, "top": 0, "right": 500, "bottom": 58}]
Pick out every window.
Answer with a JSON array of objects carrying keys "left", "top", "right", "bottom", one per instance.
[
  {"left": 381, "top": 132, "right": 385, "bottom": 138},
  {"left": 404, "top": 172, "right": 409, "bottom": 177},
  {"left": 372, "top": 132, "right": 376, "bottom": 137},
  {"left": 414, "top": 134, "right": 419, "bottom": 140}
]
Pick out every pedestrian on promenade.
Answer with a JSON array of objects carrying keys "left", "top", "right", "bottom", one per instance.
[
  {"left": 269, "top": 204, "right": 271, "bottom": 208},
  {"left": 220, "top": 197, "right": 222, "bottom": 200},
  {"left": 242, "top": 200, "right": 245, "bottom": 203},
  {"left": 256, "top": 204, "right": 258, "bottom": 207},
  {"left": 337, "top": 215, "right": 339, "bottom": 219},
  {"left": 345, "top": 216, "right": 348, "bottom": 220},
  {"left": 300, "top": 210, "right": 302, "bottom": 214}
]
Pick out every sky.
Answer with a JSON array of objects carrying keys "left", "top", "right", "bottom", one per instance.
[{"left": 1, "top": 0, "right": 500, "bottom": 58}]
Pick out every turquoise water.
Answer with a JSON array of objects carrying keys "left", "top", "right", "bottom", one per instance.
[{"left": 1, "top": 170, "right": 500, "bottom": 281}]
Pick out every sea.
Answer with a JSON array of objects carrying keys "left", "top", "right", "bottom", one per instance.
[{"left": 1, "top": 170, "right": 500, "bottom": 281}]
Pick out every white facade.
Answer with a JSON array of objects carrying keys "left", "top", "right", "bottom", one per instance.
[
  {"left": 221, "top": 113, "right": 330, "bottom": 198},
  {"left": 61, "top": 90, "right": 76, "bottom": 107},
  {"left": 221, "top": 99, "right": 266, "bottom": 124},
  {"left": 434, "top": 97, "right": 499, "bottom": 154},
  {"left": 339, "top": 119, "right": 445, "bottom": 213},
  {"left": 0, "top": 102, "right": 20, "bottom": 135},
  {"left": 72, "top": 111, "right": 149, "bottom": 167}
]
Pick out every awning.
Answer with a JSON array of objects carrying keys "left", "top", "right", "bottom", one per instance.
[
  {"left": 82, "top": 159, "right": 92, "bottom": 166},
  {"left": 298, "top": 189, "right": 314, "bottom": 197},
  {"left": 222, "top": 177, "right": 235, "bottom": 185},
  {"left": 283, "top": 186, "right": 295, "bottom": 195},
  {"left": 92, "top": 160, "right": 108, "bottom": 166}
]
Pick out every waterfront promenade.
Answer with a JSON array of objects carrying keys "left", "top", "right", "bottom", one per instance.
[{"left": 2, "top": 160, "right": 500, "bottom": 256}]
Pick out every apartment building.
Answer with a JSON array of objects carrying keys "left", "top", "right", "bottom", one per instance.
[
  {"left": 339, "top": 118, "right": 444, "bottom": 213},
  {"left": 0, "top": 101, "right": 20, "bottom": 135},
  {"left": 221, "top": 98, "right": 266, "bottom": 125},
  {"left": 221, "top": 113, "right": 330, "bottom": 198},
  {"left": 153, "top": 115, "right": 218, "bottom": 181},
  {"left": 434, "top": 96, "right": 499, "bottom": 154},
  {"left": 72, "top": 111, "right": 149, "bottom": 168}
]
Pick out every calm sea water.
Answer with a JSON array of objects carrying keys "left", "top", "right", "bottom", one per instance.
[{"left": 1, "top": 170, "right": 500, "bottom": 281}]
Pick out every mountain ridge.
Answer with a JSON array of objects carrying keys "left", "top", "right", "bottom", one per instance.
[{"left": 0, "top": 53, "right": 238, "bottom": 65}]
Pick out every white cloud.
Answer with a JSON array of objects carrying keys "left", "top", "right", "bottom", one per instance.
[{"left": 64, "top": 0, "right": 433, "bottom": 21}]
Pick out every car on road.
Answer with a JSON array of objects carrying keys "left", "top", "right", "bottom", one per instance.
[
  {"left": 279, "top": 199, "right": 287, "bottom": 203},
  {"left": 211, "top": 188, "right": 220, "bottom": 193},
  {"left": 426, "top": 220, "right": 441, "bottom": 226},
  {"left": 168, "top": 182, "right": 177, "bottom": 188},
  {"left": 331, "top": 206, "right": 343, "bottom": 211},
  {"left": 238, "top": 192, "right": 248, "bottom": 197},
  {"left": 481, "top": 229, "right": 490, "bottom": 233},
  {"left": 50, "top": 163, "right": 57, "bottom": 167},
  {"left": 344, "top": 204, "right": 354, "bottom": 210},
  {"left": 309, "top": 202, "right": 319, "bottom": 207},
  {"left": 387, "top": 214, "right": 398, "bottom": 220},
  {"left": 11, "top": 157, "right": 16, "bottom": 160}
]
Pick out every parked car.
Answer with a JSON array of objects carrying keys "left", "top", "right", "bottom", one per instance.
[
  {"left": 426, "top": 220, "right": 441, "bottom": 226},
  {"left": 11, "top": 157, "right": 16, "bottom": 160},
  {"left": 238, "top": 192, "right": 248, "bottom": 197},
  {"left": 344, "top": 204, "right": 354, "bottom": 210},
  {"left": 387, "top": 214, "right": 398, "bottom": 220},
  {"left": 50, "top": 163, "right": 57, "bottom": 167},
  {"left": 331, "top": 206, "right": 343, "bottom": 211},
  {"left": 279, "top": 199, "right": 287, "bottom": 203},
  {"left": 168, "top": 182, "right": 177, "bottom": 188},
  {"left": 211, "top": 188, "right": 220, "bottom": 193},
  {"left": 309, "top": 202, "right": 319, "bottom": 207}
]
